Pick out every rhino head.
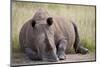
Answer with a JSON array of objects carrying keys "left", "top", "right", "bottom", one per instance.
[{"left": 30, "top": 9, "right": 59, "bottom": 61}]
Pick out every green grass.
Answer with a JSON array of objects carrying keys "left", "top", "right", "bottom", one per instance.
[
  {"left": 12, "top": 1, "right": 96, "bottom": 52},
  {"left": 81, "top": 38, "right": 95, "bottom": 52}
]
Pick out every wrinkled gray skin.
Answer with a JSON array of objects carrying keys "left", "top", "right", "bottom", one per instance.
[{"left": 19, "top": 9, "right": 88, "bottom": 62}]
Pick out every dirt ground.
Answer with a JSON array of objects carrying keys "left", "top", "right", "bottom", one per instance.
[{"left": 11, "top": 52, "right": 95, "bottom": 66}]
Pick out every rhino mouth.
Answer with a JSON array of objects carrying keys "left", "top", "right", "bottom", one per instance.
[{"left": 42, "top": 49, "right": 59, "bottom": 62}]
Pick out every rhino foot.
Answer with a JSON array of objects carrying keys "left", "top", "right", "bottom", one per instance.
[
  {"left": 57, "top": 51, "right": 66, "bottom": 60},
  {"left": 58, "top": 54, "right": 66, "bottom": 60},
  {"left": 76, "top": 46, "right": 88, "bottom": 54}
]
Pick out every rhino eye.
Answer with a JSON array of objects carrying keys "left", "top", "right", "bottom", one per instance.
[
  {"left": 47, "top": 17, "right": 53, "bottom": 26},
  {"left": 32, "top": 20, "right": 36, "bottom": 28}
]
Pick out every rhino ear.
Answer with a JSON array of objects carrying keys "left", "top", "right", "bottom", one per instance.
[
  {"left": 32, "top": 20, "right": 36, "bottom": 28},
  {"left": 47, "top": 17, "right": 53, "bottom": 26}
]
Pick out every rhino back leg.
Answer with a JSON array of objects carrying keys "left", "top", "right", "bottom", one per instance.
[{"left": 72, "top": 22, "right": 88, "bottom": 54}]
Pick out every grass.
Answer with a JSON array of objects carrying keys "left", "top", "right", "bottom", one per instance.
[
  {"left": 11, "top": 1, "right": 96, "bottom": 53},
  {"left": 81, "top": 38, "right": 95, "bottom": 52}
]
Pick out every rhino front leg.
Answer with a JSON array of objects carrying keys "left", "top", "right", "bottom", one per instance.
[
  {"left": 25, "top": 48, "right": 41, "bottom": 60},
  {"left": 57, "top": 39, "right": 67, "bottom": 60}
]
